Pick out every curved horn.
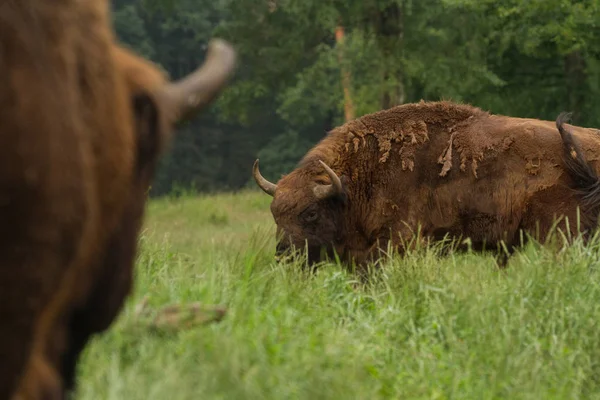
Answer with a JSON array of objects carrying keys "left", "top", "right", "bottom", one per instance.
[
  {"left": 313, "top": 160, "right": 343, "bottom": 200},
  {"left": 253, "top": 159, "right": 277, "bottom": 196},
  {"left": 158, "top": 39, "right": 237, "bottom": 123}
]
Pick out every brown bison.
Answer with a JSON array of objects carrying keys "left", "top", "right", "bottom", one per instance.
[
  {"left": 1, "top": 1, "right": 236, "bottom": 399},
  {"left": 253, "top": 101, "right": 600, "bottom": 269}
]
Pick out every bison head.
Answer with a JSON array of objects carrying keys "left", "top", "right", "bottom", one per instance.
[{"left": 252, "top": 159, "right": 348, "bottom": 265}]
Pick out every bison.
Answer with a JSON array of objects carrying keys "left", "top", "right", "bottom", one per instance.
[
  {"left": 1, "top": 1, "right": 236, "bottom": 399},
  {"left": 252, "top": 101, "right": 600, "bottom": 270}
]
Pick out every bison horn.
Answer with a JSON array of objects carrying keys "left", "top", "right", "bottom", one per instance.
[
  {"left": 253, "top": 159, "right": 277, "bottom": 196},
  {"left": 313, "top": 160, "right": 343, "bottom": 200},
  {"left": 158, "top": 38, "right": 237, "bottom": 123}
]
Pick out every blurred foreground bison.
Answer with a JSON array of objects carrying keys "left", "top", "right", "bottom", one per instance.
[
  {"left": 1, "top": 1, "right": 236, "bottom": 399},
  {"left": 253, "top": 101, "right": 600, "bottom": 270}
]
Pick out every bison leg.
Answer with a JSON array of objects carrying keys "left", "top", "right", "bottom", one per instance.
[
  {"left": 61, "top": 203, "right": 142, "bottom": 392},
  {"left": 11, "top": 352, "right": 62, "bottom": 400},
  {"left": 0, "top": 311, "right": 40, "bottom": 399},
  {"left": 520, "top": 187, "right": 585, "bottom": 246},
  {"left": 0, "top": 211, "right": 92, "bottom": 399}
]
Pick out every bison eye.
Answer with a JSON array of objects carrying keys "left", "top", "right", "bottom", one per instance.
[{"left": 302, "top": 209, "right": 318, "bottom": 223}]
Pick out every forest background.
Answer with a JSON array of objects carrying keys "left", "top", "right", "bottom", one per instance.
[{"left": 112, "top": 0, "right": 600, "bottom": 196}]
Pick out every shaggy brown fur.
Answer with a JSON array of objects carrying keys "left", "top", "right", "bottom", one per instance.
[
  {"left": 0, "top": 1, "right": 235, "bottom": 399},
  {"left": 254, "top": 100, "right": 600, "bottom": 270}
]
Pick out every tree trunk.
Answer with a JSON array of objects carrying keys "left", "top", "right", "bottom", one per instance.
[
  {"left": 335, "top": 24, "right": 355, "bottom": 122},
  {"left": 376, "top": 3, "right": 405, "bottom": 109},
  {"left": 564, "top": 51, "right": 586, "bottom": 122}
]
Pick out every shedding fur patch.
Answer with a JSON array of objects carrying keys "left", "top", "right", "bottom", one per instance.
[
  {"left": 525, "top": 158, "right": 541, "bottom": 175},
  {"left": 343, "top": 119, "right": 429, "bottom": 170},
  {"left": 438, "top": 132, "right": 455, "bottom": 177},
  {"left": 309, "top": 101, "right": 491, "bottom": 179},
  {"left": 447, "top": 122, "right": 501, "bottom": 178}
]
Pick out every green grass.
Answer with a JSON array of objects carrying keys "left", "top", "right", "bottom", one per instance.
[{"left": 75, "top": 189, "right": 600, "bottom": 399}]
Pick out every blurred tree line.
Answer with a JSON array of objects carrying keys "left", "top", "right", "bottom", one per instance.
[{"left": 112, "top": 0, "right": 600, "bottom": 196}]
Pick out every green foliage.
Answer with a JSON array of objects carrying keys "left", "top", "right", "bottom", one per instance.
[
  {"left": 113, "top": 5, "right": 156, "bottom": 59},
  {"left": 113, "top": 0, "right": 600, "bottom": 196},
  {"left": 255, "top": 130, "right": 315, "bottom": 183},
  {"left": 75, "top": 191, "right": 600, "bottom": 399}
]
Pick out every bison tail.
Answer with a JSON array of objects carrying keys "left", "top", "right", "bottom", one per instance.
[{"left": 556, "top": 111, "right": 600, "bottom": 234}]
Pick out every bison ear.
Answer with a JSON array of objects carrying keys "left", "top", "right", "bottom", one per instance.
[{"left": 131, "top": 92, "right": 166, "bottom": 177}]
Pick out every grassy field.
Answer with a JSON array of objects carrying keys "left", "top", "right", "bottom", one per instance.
[{"left": 75, "top": 190, "right": 600, "bottom": 400}]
